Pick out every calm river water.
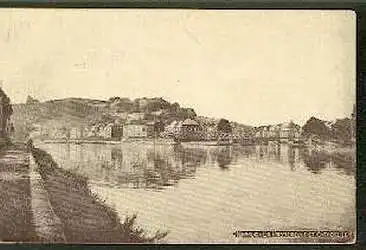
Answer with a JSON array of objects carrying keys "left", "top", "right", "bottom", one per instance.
[{"left": 37, "top": 142, "right": 355, "bottom": 243}]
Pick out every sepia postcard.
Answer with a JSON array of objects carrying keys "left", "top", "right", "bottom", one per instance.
[{"left": 0, "top": 9, "right": 356, "bottom": 244}]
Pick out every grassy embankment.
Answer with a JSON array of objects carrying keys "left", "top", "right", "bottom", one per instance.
[
  {"left": 31, "top": 147, "right": 167, "bottom": 243},
  {"left": 0, "top": 143, "right": 38, "bottom": 242}
]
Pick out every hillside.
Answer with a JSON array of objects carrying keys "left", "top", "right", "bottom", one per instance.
[{"left": 12, "top": 96, "right": 252, "bottom": 140}]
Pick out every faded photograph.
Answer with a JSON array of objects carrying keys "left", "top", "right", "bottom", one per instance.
[{"left": 0, "top": 9, "right": 356, "bottom": 243}]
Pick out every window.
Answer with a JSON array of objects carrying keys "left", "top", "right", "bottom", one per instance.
[{"left": 142, "top": 127, "right": 146, "bottom": 132}]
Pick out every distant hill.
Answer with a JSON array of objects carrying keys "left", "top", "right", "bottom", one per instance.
[{"left": 12, "top": 96, "right": 253, "bottom": 140}]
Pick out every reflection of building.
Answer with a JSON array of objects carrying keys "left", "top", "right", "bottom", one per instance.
[
  {"left": 255, "top": 144, "right": 298, "bottom": 166},
  {"left": 215, "top": 147, "right": 232, "bottom": 169},
  {"left": 267, "top": 142, "right": 280, "bottom": 159},
  {"left": 288, "top": 147, "right": 300, "bottom": 170},
  {"left": 301, "top": 149, "right": 330, "bottom": 174},
  {"left": 111, "top": 147, "right": 123, "bottom": 164},
  {"left": 279, "top": 144, "right": 289, "bottom": 163}
]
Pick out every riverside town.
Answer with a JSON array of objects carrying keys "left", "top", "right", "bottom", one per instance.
[
  {"left": 0, "top": 86, "right": 356, "bottom": 243},
  {"left": 0, "top": 8, "right": 356, "bottom": 245},
  {"left": 13, "top": 95, "right": 355, "bottom": 148}
]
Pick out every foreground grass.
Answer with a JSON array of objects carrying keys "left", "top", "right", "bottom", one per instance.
[
  {"left": 31, "top": 147, "right": 168, "bottom": 243},
  {"left": 0, "top": 146, "right": 38, "bottom": 242}
]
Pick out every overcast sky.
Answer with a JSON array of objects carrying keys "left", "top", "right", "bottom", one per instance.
[{"left": 0, "top": 9, "right": 355, "bottom": 126}]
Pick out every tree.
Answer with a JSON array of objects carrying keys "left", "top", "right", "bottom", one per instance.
[
  {"left": 332, "top": 118, "right": 353, "bottom": 142},
  {"left": 217, "top": 119, "right": 232, "bottom": 134},
  {"left": 179, "top": 108, "right": 196, "bottom": 120},
  {"left": 302, "top": 117, "right": 332, "bottom": 140}
]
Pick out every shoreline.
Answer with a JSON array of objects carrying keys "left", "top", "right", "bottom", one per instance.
[
  {"left": 36, "top": 138, "right": 355, "bottom": 150},
  {"left": 30, "top": 146, "right": 168, "bottom": 243},
  {"left": 40, "top": 138, "right": 177, "bottom": 145}
]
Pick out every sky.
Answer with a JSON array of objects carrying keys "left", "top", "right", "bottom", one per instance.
[{"left": 0, "top": 9, "right": 356, "bottom": 126}]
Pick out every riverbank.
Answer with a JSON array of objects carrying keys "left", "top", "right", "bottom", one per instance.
[
  {"left": 38, "top": 138, "right": 247, "bottom": 147},
  {"left": 41, "top": 138, "right": 177, "bottom": 145},
  {"left": 37, "top": 138, "right": 356, "bottom": 155},
  {"left": 41, "top": 139, "right": 121, "bottom": 145},
  {"left": 30, "top": 147, "right": 167, "bottom": 243},
  {"left": 0, "top": 145, "right": 38, "bottom": 242}
]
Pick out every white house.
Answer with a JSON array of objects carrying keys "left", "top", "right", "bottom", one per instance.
[{"left": 123, "top": 124, "right": 148, "bottom": 138}]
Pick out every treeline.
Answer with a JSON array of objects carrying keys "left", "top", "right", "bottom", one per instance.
[{"left": 302, "top": 117, "right": 355, "bottom": 143}]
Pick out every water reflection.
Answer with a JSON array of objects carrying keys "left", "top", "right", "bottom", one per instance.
[
  {"left": 330, "top": 152, "right": 356, "bottom": 176},
  {"left": 299, "top": 149, "right": 356, "bottom": 175},
  {"left": 38, "top": 142, "right": 355, "bottom": 191},
  {"left": 46, "top": 143, "right": 210, "bottom": 190},
  {"left": 301, "top": 149, "right": 331, "bottom": 174},
  {"left": 213, "top": 146, "right": 232, "bottom": 170}
]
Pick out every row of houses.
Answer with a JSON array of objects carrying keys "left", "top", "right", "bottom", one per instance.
[
  {"left": 30, "top": 120, "right": 159, "bottom": 140},
  {"left": 30, "top": 116, "right": 303, "bottom": 142},
  {"left": 254, "top": 122, "right": 302, "bottom": 140},
  {"left": 161, "top": 119, "right": 204, "bottom": 141},
  {"left": 35, "top": 118, "right": 247, "bottom": 142},
  {"left": 162, "top": 119, "right": 251, "bottom": 141},
  {"left": 63, "top": 118, "right": 204, "bottom": 141}
]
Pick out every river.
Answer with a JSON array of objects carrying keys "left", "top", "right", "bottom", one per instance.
[{"left": 36, "top": 141, "right": 355, "bottom": 243}]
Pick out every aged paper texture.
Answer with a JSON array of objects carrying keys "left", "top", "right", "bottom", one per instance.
[{"left": 0, "top": 9, "right": 356, "bottom": 244}]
